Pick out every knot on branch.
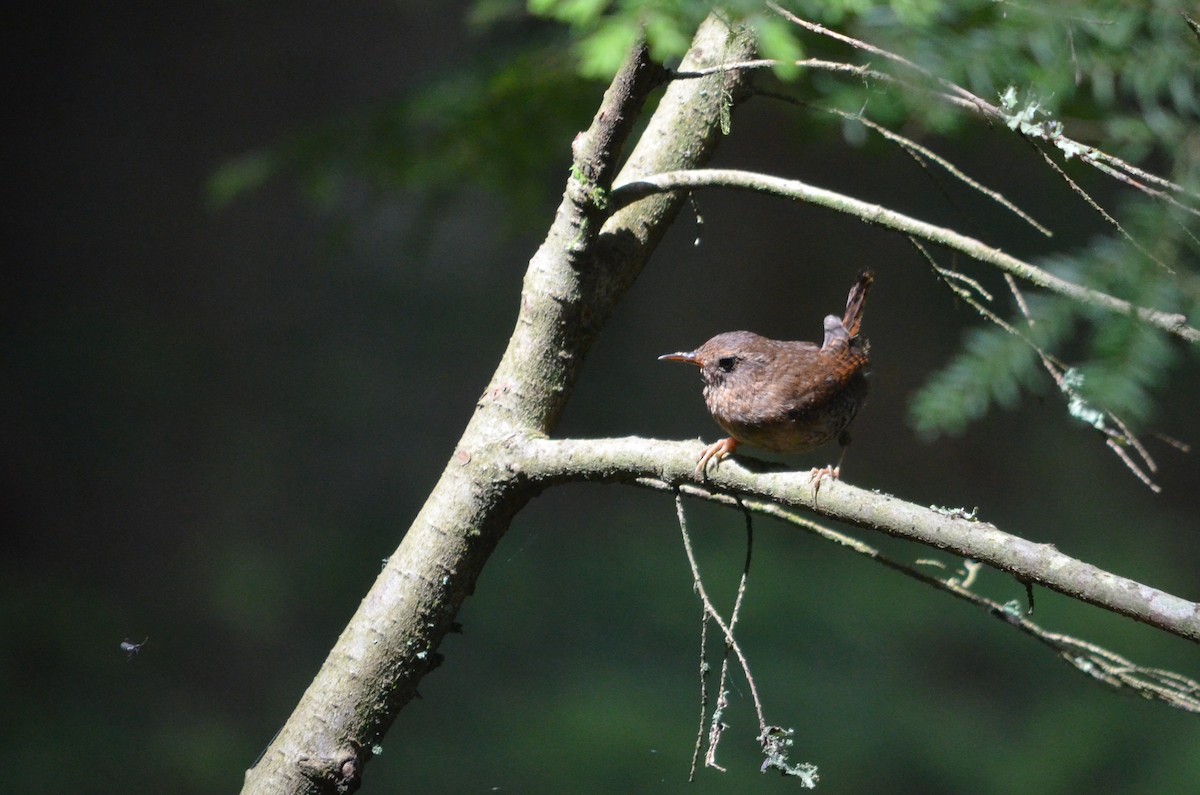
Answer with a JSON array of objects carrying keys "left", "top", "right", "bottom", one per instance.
[
  {"left": 296, "top": 744, "right": 368, "bottom": 794},
  {"left": 567, "top": 160, "right": 612, "bottom": 231}
]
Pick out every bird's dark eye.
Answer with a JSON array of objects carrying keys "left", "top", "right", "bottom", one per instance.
[{"left": 717, "top": 356, "right": 738, "bottom": 372}]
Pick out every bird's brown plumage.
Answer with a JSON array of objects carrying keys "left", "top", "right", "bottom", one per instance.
[{"left": 660, "top": 270, "right": 873, "bottom": 473}]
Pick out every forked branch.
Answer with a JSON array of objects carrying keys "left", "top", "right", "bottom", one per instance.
[{"left": 520, "top": 436, "right": 1200, "bottom": 645}]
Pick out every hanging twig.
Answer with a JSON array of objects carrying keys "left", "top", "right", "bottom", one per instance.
[
  {"left": 818, "top": 103, "right": 1053, "bottom": 237},
  {"left": 674, "top": 493, "right": 818, "bottom": 784},
  {"left": 674, "top": 494, "right": 768, "bottom": 740},
  {"left": 912, "top": 237, "right": 1164, "bottom": 491},
  {"left": 1027, "top": 143, "right": 1173, "bottom": 272},
  {"left": 649, "top": 480, "right": 1200, "bottom": 713}
]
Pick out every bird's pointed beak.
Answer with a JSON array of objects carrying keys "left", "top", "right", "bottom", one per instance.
[{"left": 658, "top": 351, "right": 700, "bottom": 365}]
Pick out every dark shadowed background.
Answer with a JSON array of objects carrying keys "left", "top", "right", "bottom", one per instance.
[{"left": 4, "top": 3, "right": 1199, "bottom": 793}]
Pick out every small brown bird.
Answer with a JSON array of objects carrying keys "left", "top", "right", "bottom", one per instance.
[{"left": 660, "top": 270, "right": 874, "bottom": 476}]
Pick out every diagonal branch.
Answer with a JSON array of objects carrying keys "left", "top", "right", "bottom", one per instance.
[
  {"left": 767, "top": 1, "right": 996, "bottom": 114},
  {"left": 610, "top": 168, "right": 1198, "bottom": 344},
  {"left": 242, "top": 17, "right": 759, "bottom": 794},
  {"left": 770, "top": 3, "right": 1200, "bottom": 208},
  {"left": 821, "top": 105, "right": 1053, "bottom": 237},
  {"left": 911, "top": 237, "right": 1166, "bottom": 492},
  {"left": 518, "top": 436, "right": 1200, "bottom": 644}
]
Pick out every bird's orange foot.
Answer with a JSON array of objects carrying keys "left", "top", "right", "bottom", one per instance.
[
  {"left": 808, "top": 464, "right": 841, "bottom": 500},
  {"left": 696, "top": 437, "right": 738, "bottom": 477}
]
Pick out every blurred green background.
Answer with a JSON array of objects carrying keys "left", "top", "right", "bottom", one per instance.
[{"left": 4, "top": 2, "right": 1199, "bottom": 793}]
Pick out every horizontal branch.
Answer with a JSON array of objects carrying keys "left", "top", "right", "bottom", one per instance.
[
  {"left": 648, "top": 478, "right": 1200, "bottom": 712},
  {"left": 611, "top": 169, "right": 1199, "bottom": 344},
  {"left": 517, "top": 436, "right": 1200, "bottom": 644}
]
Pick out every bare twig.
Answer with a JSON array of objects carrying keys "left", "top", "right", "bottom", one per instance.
[
  {"left": 708, "top": 505, "right": 755, "bottom": 768},
  {"left": 689, "top": 606, "right": 709, "bottom": 781},
  {"left": 767, "top": 1, "right": 996, "bottom": 114},
  {"left": 1155, "top": 433, "right": 1192, "bottom": 454},
  {"left": 671, "top": 57, "right": 804, "bottom": 78},
  {"left": 1086, "top": 157, "right": 1200, "bottom": 220},
  {"left": 941, "top": 267, "right": 996, "bottom": 302},
  {"left": 824, "top": 105, "right": 1052, "bottom": 236},
  {"left": 684, "top": 496, "right": 821, "bottom": 783},
  {"left": 1003, "top": 274, "right": 1033, "bottom": 325},
  {"left": 674, "top": 494, "right": 768, "bottom": 737},
  {"left": 1185, "top": 12, "right": 1200, "bottom": 47},
  {"left": 674, "top": 491, "right": 818, "bottom": 782},
  {"left": 1028, "top": 144, "right": 1173, "bottom": 272},
  {"left": 913, "top": 238, "right": 1164, "bottom": 491}
]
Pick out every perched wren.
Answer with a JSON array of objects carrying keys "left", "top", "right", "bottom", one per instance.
[{"left": 660, "top": 270, "right": 874, "bottom": 475}]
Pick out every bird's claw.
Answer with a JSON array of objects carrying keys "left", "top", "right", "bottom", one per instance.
[
  {"left": 695, "top": 437, "right": 738, "bottom": 478},
  {"left": 808, "top": 464, "right": 841, "bottom": 500}
]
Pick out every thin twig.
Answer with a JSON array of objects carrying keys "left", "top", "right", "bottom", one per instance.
[
  {"left": 1028, "top": 144, "right": 1173, "bottom": 272},
  {"left": 689, "top": 609, "right": 709, "bottom": 781},
  {"left": 913, "top": 237, "right": 1163, "bottom": 491},
  {"left": 727, "top": 504, "right": 754, "bottom": 637},
  {"left": 704, "top": 684, "right": 730, "bottom": 772},
  {"left": 769, "top": 3, "right": 1200, "bottom": 211},
  {"left": 673, "top": 57, "right": 832, "bottom": 79},
  {"left": 826, "top": 106, "right": 1052, "bottom": 236},
  {"left": 675, "top": 54, "right": 1003, "bottom": 116},
  {"left": 1089, "top": 147, "right": 1200, "bottom": 202},
  {"left": 941, "top": 268, "right": 995, "bottom": 302},
  {"left": 767, "top": 1, "right": 996, "bottom": 114},
  {"left": 1154, "top": 433, "right": 1192, "bottom": 454},
  {"left": 611, "top": 168, "right": 1199, "bottom": 343},
  {"left": 678, "top": 56, "right": 983, "bottom": 120},
  {"left": 1066, "top": 24, "right": 1082, "bottom": 86},
  {"left": 1003, "top": 274, "right": 1033, "bottom": 326},
  {"left": 674, "top": 494, "right": 768, "bottom": 736},
  {"left": 707, "top": 503, "right": 755, "bottom": 768},
  {"left": 1107, "top": 438, "right": 1160, "bottom": 491},
  {"left": 1185, "top": 12, "right": 1200, "bottom": 46},
  {"left": 1086, "top": 157, "right": 1200, "bottom": 220},
  {"left": 754, "top": 86, "right": 987, "bottom": 238},
  {"left": 1107, "top": 412, "right": 1158, "bottom": 475},
  {"left": 674, "top": 495, "right": 818, "bottom": 785}
]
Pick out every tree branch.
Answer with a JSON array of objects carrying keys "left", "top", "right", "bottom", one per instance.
[
  {"left": 656, "top": 479, "right": 1200, "bottom": 712},
  {"left": 518, "top": 436, "right": 1200, "bottom": 645},
  {"left": 242, "top": 16, "right": 758, "bottom": 795},
  {"left": 611, "top": 168, "right": 1199, "bottom": 344},
  {"left": 243, "top": 12, "right": 1197, "bottom": 793}
]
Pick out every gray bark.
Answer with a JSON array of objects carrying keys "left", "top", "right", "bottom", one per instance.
[{"left": 241, "top": 16, "right": 758, "bottom": 794}]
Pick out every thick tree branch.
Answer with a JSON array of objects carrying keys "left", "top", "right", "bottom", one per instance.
[
  {"left": 517, "top": 436, "right": 1200, "bottom": 644},
  {"left": 242, "top": 17, "right": 758, "bottom": 795},
  {"left": 611, "top": 169, "right": 1199, "bottom": 344}
]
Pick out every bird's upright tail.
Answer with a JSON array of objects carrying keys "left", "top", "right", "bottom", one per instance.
[{"left": 841, "top": 269, "right": 874, "bottom": 339}]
